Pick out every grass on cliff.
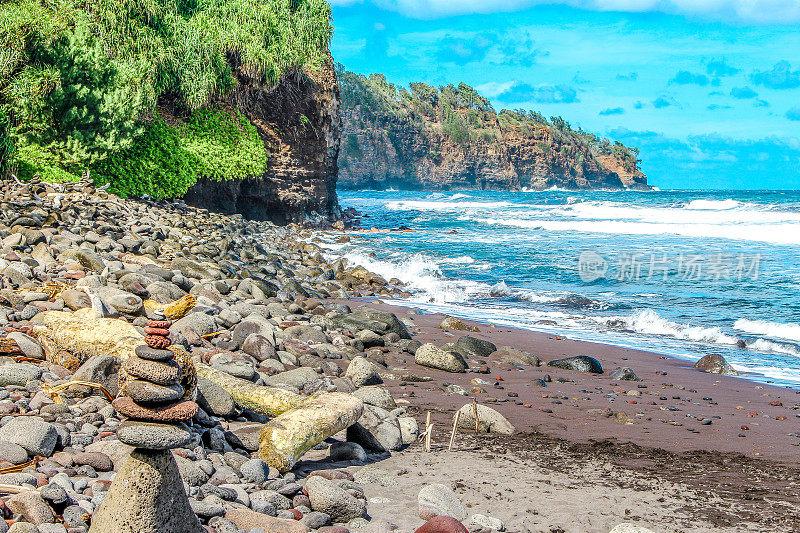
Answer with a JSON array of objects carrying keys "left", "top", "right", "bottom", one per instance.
[
  {"left": 338, "top": 65, "right": 641, "bottom": 170},
  {"left": 0, "top": 0, "right": 332, "bottom": 194}
]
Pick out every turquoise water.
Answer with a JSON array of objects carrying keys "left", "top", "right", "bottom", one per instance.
[{"left": 323, "top": 189, "right": 800, "bottom": 388}]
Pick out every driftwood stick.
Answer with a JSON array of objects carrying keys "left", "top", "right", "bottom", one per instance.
[
  {"left": 449, "top": 410, "right": 460, "bottom": 451},
  {"left": 0, "top": 483, "right": 39, "bottom": 494},
  {"left": 425, "top": 411, "right": 432, "bottom": 452}
]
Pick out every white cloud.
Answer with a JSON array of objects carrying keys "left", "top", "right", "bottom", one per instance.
[{"left": 329, "top": 0, "right": 800, "bottom": 23}]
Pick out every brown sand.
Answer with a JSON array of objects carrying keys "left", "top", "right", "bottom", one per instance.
[{"left": 323, "top": 298, "right": 800, "bottom": 531}]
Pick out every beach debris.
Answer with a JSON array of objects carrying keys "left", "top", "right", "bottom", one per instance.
[
  {"left": 415, "top": 343, "right": 469, "bottom": 373},
  {"left": 259, "top": 392, "right": 364, "bottom": 472},
  {"left": 547, "top": 354, "right": 604, "bottom": 374},
  {"left": 454, "top": 403, "right": 515, "bottom": 435},
  {"left": 693, "top": 353, "right": 739, "bottom": 375},
  {"left": 439, "top": 316, "right": 480, "bottom": 332}
]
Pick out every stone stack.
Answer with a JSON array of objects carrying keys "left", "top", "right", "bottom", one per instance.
[
  {"left": 111, "top": 314, "right": 198, "bottom": 448},
  {"left": 89, "top": 313, "right": 202, "bottom": 533}
]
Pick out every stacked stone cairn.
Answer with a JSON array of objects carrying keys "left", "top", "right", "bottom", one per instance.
[{"left": 89, "top": 312, "right": 203, "bottom": 533}]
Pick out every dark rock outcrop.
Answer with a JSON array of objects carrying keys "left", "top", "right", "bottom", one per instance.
[{"left": 183, "top": 56, "right": 342, "bottom": 225}]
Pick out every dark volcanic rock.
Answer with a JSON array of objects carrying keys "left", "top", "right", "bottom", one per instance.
[
  {"left": 694, "top": 353, "right": 738, "bottom": 376},
  {"left": 547, "top": 355, "right": 603, "bottom": 374}
]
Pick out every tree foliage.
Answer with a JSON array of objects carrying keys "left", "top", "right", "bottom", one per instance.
[{"left": 0, "top": 0, "right": 331, "bottom": 189}]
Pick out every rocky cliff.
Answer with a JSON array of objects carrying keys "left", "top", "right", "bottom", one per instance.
[
  {"left": 337, "top": 69, "right": 648, "bottom": 191},
  {"left": 183, "top": 57, "right": 342, "bottom": 225}
]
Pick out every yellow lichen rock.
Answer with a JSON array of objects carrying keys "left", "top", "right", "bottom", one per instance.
[
  {"left": 143, "top": 295, "right": 196, "bottom": 319},
  {"left": 258, "top": 392, "right": 365, "bottom": 473},
  {"left": 33, "top": 310, "right": 142, "bottom": 363},
  {"left": 196, "top": 363, "right": 304, "bottom": 417}
]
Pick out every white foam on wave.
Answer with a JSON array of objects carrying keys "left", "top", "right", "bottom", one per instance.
[
  {"left": 611, "top": 309, "right": 741, "bottom": 345},
  {"left": 684, "top": 199, "right": 743, "bottom": 210},
  {"left": 335, "top": 250, "right": 488, "bottom": 304},
  {"left": 748, "top": 339, "right": 800, "bottom": 357},
  {"left": 474, "top": 217, "right": 800, "bottom": 245},
  {"left": 386, "top": 200, "right": 516, "bottom": 211},
  {"left": 734, "top": 319, "right": 800, "bottom": 342}
]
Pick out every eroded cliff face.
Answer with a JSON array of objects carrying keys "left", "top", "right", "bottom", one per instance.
[
  {"left": 337, "top": 71, "right": 648, "bottom": 192},
  {"left": 339, "top": 109, "right": 648, "bottom": 191},
  {"left": 182, "top": 56, "right": 342, "bottom": 225}
]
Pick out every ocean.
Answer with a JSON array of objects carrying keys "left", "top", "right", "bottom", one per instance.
[{"left": 320, "top": 189, "right": 800, "bottom": 388}]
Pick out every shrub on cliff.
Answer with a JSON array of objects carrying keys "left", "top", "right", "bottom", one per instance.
[
  {"left": 94, "top": 109, "right": 267, "bottom": 199},
  {"left": 0, "top": 0, "right": 331, "bottom": 192}
]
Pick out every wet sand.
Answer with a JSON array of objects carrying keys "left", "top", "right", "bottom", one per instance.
[{"left": 324, "top": 298, "right": 800, "bottom": 531}]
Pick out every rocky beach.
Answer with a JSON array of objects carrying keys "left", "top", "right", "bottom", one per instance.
[{"left": 0, "top": 177, "right": 797, "bottom": 533}]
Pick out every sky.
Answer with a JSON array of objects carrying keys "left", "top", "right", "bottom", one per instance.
[{"left": 329, "top": 0, "right": 800, "bottom": 190}]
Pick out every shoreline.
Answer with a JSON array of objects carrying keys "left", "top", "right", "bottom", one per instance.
[{"left": 340, "top": 297, "right": 800, "bottom": 465}]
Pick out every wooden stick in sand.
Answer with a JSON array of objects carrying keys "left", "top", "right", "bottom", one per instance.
[
  {"left": 449, "top": 410, "right": 460, "bottom": 451},
  {"left": 472, "top": 398, "right": 480, "bottom": 433},
  {"left": 425, "top": 411, "right": 432, "bottom": 452}
]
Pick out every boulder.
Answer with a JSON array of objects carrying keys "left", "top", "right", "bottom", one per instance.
[
  {"left": 693, "top": 354, "right": 738, "bottom": 375},
  {"left": 5, "top": 332, "right": 43, "bottom": 360},
  {"left": 547, "top": 355, "right": 603, "bottom": 374},
  {"left": 7, "top": 492, "right": 55, "bottom": 525},
  {"left": 415, "top": 516, "right": 469, "bottom": 533},
  {"left": 454, "top": 403, "right": 515, "bottom": 435},
  {"left": 344, "top": 356, "right": 383, "bottom": 387},
  {"left": 69, "top": 354, "right": 122, "bottom": 397},
  {"left": 224, "top": 509, "right": 308, "bottom": 533},
  {"left": 418, "top": 483, "right": 467, "bottom": 521},
  {"left": 171, "top": 312, "right": 217, "bottom": 338},
  {"left": 439, "top": 316, "right": 479, "bottom": 332},
  {"left": 415, "top": 344, "right": 468, "bottom": 373},
  {"left": 608, "top": 525, "right": 657, "bottom": 533},
  {"left": 353, "top": 386, "right": 396, "bottom": 410},
  {"left": 0, "top": 363, "right": 43, "bottom": 387},
  {"left": 196, "top": 377, "right": 237, "bottom": 418},
  {"left": 491, "top": 346, "right": 541, "bottom": 367},
  {"left": 454, "top": 336, "right": 497, "bottom": 359},
  {"left": 242, "top": 333, "right": 277, "bottom": 361},
  {"left": 346, "top": 404, "right": 403, "bottom": 452},
  {"left": 305, "top": 475, "right": 367, "bottom": 523},
  {"left": 0, "top": 416, "right": 58, "bottom": 456},
  {"left": 609, "top": 367, "right": 641, "bottom": 381},
  {"left": 354, "top": 306, "right": 412, "bottom": 339}
]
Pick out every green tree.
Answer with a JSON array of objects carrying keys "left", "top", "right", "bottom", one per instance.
[{"left": 8, "top": 26, "right": 142, "bottom": 179}]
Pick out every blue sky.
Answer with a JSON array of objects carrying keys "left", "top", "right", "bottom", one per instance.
[{"left": 329, "top": 0, "right": 800, "bottom": 190}]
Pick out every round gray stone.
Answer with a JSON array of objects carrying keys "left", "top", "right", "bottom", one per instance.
[{"left": 116, "top": 421, "right": 191, "bottom": 450}]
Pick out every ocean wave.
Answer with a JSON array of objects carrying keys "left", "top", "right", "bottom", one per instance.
[
  {"left": 684, "top": 199, "right": 743, "bottom": 210},
  {"left": 733, "top": 318, "right": 800, "bottom": 342},
  {"left": 747, "top": 338, "right": 800, "bottom": 357},
  {"left": 606, "top": 309, "right": 741, "bottom": 345},
  {"left": 473, "top": 217, "right": 800, "bottom": 245},
  {"left": 334, "top": 250, "right": 488, "bottom": 304},
  {"left": 386, "top": 200, "right": 516, "bottom": 211}
]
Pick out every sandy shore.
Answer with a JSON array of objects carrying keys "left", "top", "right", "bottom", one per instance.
[{"left": 331, "top": 298, "right": 800, "bottom": 531}]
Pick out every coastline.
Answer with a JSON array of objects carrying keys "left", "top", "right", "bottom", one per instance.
[{"left": 345, "top": 298, "right": 800, "bottom": 464}]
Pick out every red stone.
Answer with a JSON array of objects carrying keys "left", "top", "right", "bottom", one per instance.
[
  {"left": 287, "top": 509, "right": 302, "bottom": 520},
  {"left": 415, "top": 516, "right": 469, "bottom": 533},
  {"left": 144, "top": 327, "right": 170, "bottom": 336},
  {"left": 145, "top": 335, "right": 171, "bottom": 349},
  {"left": 112, "top": 397, "right": 198, "bottom": 422},
  {"left": 147, "top": 320, "right": 171, "bottom": 329}
]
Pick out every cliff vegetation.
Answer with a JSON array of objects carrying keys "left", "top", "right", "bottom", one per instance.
[
  {"left": 338, "top": 67, "right": 648, "bottom": 191},
  {"left": 0, "top": 0, "right": 333, "bottom": 199}
]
